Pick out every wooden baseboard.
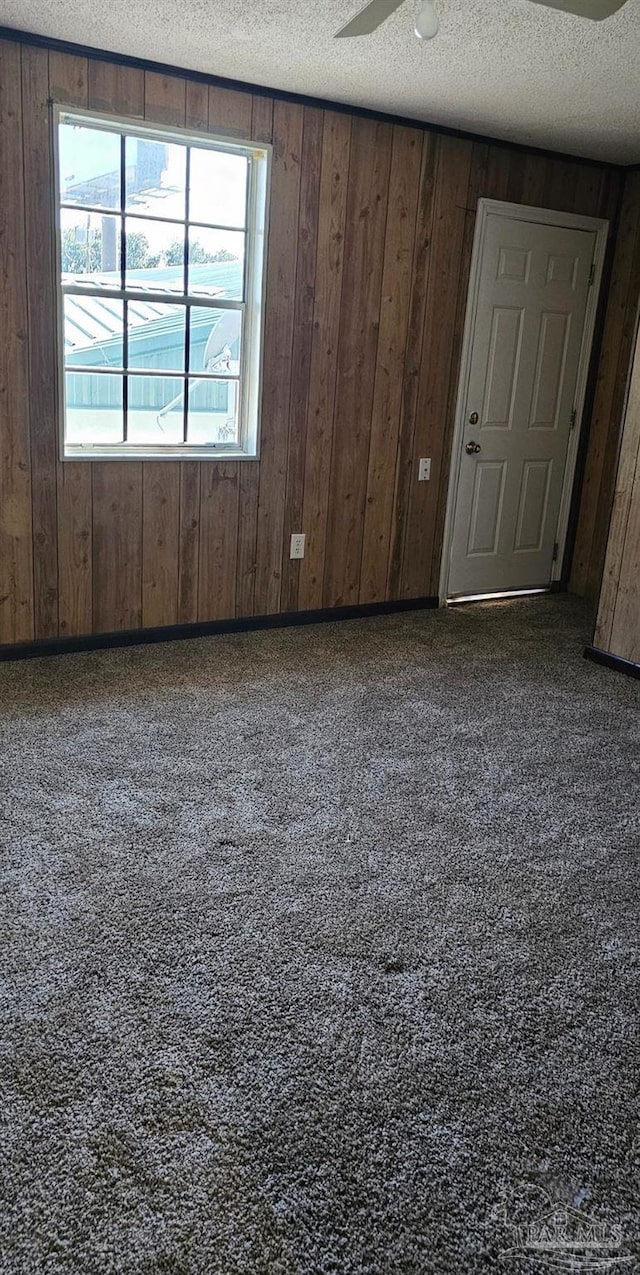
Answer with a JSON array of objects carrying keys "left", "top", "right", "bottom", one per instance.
[
  {"left": 584, "top": 645, "right": 640, "bottom": 680},
  {"left": 0, "top": 596, "right": 439, "bottom": 662}
]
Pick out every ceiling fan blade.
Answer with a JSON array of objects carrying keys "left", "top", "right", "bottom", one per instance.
[
  {"left": 335, "top": 0, "right": 406, "bottom": 37},
  {"left": 527, "top": 0, "right": 627, "bottom": 18}
]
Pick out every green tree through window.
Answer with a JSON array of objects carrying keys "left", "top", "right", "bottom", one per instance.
[{"left": 61, "top": 227, "right": 237, "bottom": 274}]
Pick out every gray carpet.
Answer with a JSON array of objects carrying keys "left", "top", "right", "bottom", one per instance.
[{"left": 1, "top": 595, "right": 638, "bottom": 1274}]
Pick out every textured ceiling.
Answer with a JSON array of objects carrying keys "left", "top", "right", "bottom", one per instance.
[{"left": 2, "top": 0, "right": 639, "bottom": 162}]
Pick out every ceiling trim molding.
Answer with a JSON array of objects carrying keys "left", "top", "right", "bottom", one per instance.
[{"left": 0, "top": 23, "right": 627, "bottom": 171}]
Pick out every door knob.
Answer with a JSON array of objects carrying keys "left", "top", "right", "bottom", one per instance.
[
  {"left": 469, "top": 412, "right": 479, "bottom": 425},
  {"left": 465, "top": 441, "right": 481, "bottom": 454}
]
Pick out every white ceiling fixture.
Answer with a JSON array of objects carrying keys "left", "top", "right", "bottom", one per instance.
[
  {"left": 335, "top": 0, "right": 628, "bottom": 39},
  {"left": 414, "top": 1, "right": 440, "bottom": 39}
]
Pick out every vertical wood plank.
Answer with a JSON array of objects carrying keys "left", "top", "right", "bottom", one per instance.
[
  {"left": 608, "top": 441, "right": 640, "bottom": 663},
  {"left": 280, "top": 106, "right": 323, "bottom": 613},
  {"left": 598, "top": 170, "right": 623, "bottom": 225},
  {"left": 387, "top": 131, "right": 438, "bottom": 599},
  {"left": 48, "top": 51, "right": 87, "bottom": 105},
  {"left": 92, "top": 464, "right": 142, "bottom": 631},
  {"left": 51, "top": 51, "right": 93, "bottom": 637},
  {"left": 571, "top": 172, "right": 640, "bottom": 595},
  {"left": 195, "top": 81, "right": 257, "bottom": 623},
  {"left": 57, "top": 465, "right": 92, "bottom": 636},
  {"left": 198, "top": 465, "right": 240, "bottom": 621},
  {"left": 235, "top": 95, "right": 274, "bottom": 618},
  {"left": 400, "top": 135, "right": 472, "bottom": 599},
  {"left": 175, "top": 79, "right": 211, "bottom": 624},
  {"left": 178, "top": 464, "right": 201, "bottom": 623},
  {"left": 142, "top": 464, "right": 180, "bottom": 627},
  {"left": 235, "top": 465, "right": 260, "bottom": 617},
  {"left": 519, "top": 153, "right": 548, "bottom": 207},
  {"left": 297, "top": 113, "right": 351, "bottom": 612},
  {"left": 208, "top": 83, "right": 253, "bottom": 137},
  {"left": 595, "top": 325, "right": 640, "bottom": 651},
  {"left": 587, "top": 175, "right": 640, "bottom": 597},
  {"left": 359, "top": 125, "right": 422, "bottom": 604},
  {"left": 542, "top": 157, "right": 579, "bottom": 213},
  {"left": 323, "top": 117, "right": 393, "bottom": 608},
  {"left": 565, "top": 169, "right": 622, "bottom": 600},
  {"left": 138, "top": 71, "right": 186, "bottom": 629},
  {"left": 144, "top": 71, "right": 186, "bottom": 124},
  {"left": 253, "top": 99, "right": 304, "bottom": 615},
  {"left": 185, "top": 80, "right": 209, "bottom": 131},
  {"left": 482, "top": 145, "right": 513, "bottom": 203},
  {"left": 0, "top": 40, "right": 33, "bottom": 643},
  {"left": 88, "top": 62, "right": 144, "bottom": 633},
  {"left": 88, "top": 61, "right": 144, "bottom": 116},
  {"left": 572, "top": 163, "right": 606, "bottom": 219},
  {"left": 505, "top": 151, "right": 529, "bottom": 205},
  {"left": 250, "top": 95, "right": 274, "bottom": 145},
  {"left": 21, "top": 45, "right": 59, "bottom": 639}
]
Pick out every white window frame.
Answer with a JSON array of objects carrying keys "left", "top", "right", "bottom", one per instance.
[{"left": 52, "top": 105, "right": 271, "bottom": 461}]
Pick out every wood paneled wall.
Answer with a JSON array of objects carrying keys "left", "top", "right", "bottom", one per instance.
[
  {"left": 570, "top": 169, "right": 640, "bottom": 598},
  {"left": 0, "top": 37, "right": 634, "bottom": 646},
  {"left": 593, "top": 317, "right": 640, "bottom": 665}
]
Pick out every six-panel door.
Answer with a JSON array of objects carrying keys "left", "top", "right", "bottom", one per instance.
[{"left": 448, "top": 214, "right": 596, "bottom": 598}]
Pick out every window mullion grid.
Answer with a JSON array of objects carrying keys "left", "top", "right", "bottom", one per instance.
[
  {"left": 62, "top": 284, "right": 243, "bottom": 310},
  {"left": 65, "top": 365, "right": 241, "bottom": 383},
  {"left": 184, "top": 146, "right": 191, "bottom": 445},
  {"left": 60, "top": 203, "right": 246, "bottom": 236},
  {"left": 120, "top": 132, "right": 128, "bottom": 443},
  {"left": 58, "top": 113, "right": 261, "bottom": 458}
]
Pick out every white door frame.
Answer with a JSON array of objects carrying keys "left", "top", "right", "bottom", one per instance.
[{"left": 438, "top": 198, "right": 609, "bottom": 604}]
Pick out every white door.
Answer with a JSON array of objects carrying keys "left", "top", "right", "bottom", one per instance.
[{"left": 447, "top": 212, "right": 596, "bottom": 598}]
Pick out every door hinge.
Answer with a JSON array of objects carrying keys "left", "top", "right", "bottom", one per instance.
[
  {"left": 570, "top": 407, "right": 577, "bottom": 431},
  {"left": 552, "top": 541, "right": 559, "bottom": 562},
  {"left": 588, "top": 262, "right": 596, "bottom": 286}
]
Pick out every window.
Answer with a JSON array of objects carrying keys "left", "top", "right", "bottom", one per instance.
[{"left": 55, "top": 109, "right": 270, "bottom": 460}]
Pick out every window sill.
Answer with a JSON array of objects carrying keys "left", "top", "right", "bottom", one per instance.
[{"left": 62, "top": 447, "right": 259, "bottom": 462}]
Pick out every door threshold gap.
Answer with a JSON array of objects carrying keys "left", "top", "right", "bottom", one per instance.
[{"left": 447, "top": 587, "right": 551, "bottom": 605}]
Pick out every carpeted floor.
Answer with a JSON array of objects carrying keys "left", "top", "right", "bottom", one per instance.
[{"left": 0, "top": 595, "right": 638, "bottom": 1274}]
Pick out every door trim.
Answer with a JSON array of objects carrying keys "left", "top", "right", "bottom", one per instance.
[{"left": 438, "top": 199, "right": 609, "bottom": 604}]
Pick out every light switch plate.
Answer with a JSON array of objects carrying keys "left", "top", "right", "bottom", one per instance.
[{"left": 419, "top": 458, "right": 431, "bottom": 482}]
